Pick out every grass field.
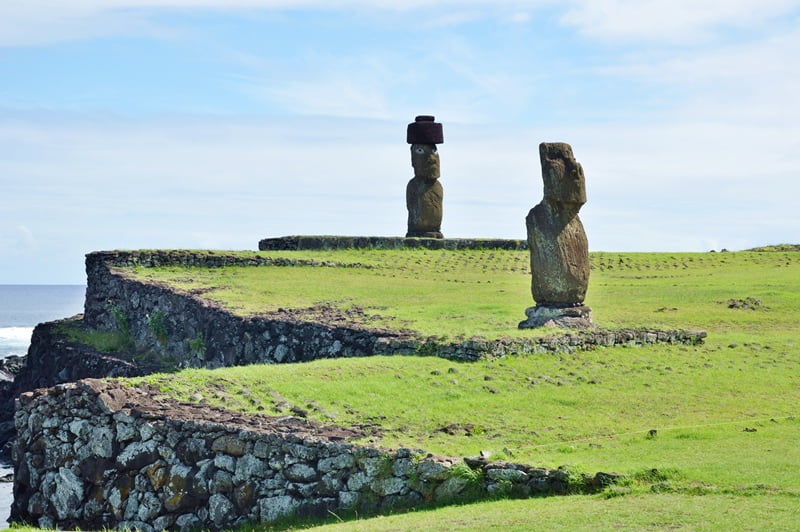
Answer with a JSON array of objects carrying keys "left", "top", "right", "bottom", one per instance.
[
  {"left": 116, "top": 248, "right": 800, "bottom": 530},
  {"left": 128, "top": 248, "right": 799, "bottom": 337}
]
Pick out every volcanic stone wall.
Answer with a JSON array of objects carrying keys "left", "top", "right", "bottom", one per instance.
[
  {"left": 0, "top": 320, "right": 142, "bottom": 460},
  {"left": 83, "top": 251, "right": 420, "bottom": 369},
  {"left": 12, "top": 379, "right": 577, "bottom": 531}
]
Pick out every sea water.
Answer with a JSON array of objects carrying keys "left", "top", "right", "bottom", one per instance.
[{"left": 0, "top": 285, "right": 85, "bottom": 528}]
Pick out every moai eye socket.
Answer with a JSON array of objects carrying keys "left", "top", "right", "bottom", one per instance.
[{"left": 414, "top": 145, "right": 437, "bottom": 155}]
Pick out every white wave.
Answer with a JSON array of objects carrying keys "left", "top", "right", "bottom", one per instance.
[{"left": 0, "top": 326, "right": 33, "bottom": 345}]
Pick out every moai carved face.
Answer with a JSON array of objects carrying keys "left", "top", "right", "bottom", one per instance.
[
  {"left": 540, "top": 142, "right": 586, "bottom": 205},
  {"left": 411, "top": 144, "right": 440, "bottom": 180}
]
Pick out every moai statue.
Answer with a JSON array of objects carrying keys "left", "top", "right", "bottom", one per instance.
[
  {"left": 405, "top": 115, "right": 444, "bottom": 238},
  {"left": 519, "top": 142, "right": 593, "bottom": 329}
]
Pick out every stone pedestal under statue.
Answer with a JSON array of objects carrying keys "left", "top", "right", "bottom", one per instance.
[
  {"left": 519, "top": 142, "right": 593, "bottom": 329},
  {"left": 405, "top": 115, "right": 444, "bottom": 238},
  {"left": 520, "top": 304, "right": 593, "bottom": 329}
]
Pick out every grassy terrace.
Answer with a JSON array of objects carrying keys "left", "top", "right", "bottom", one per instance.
[
  {"left": 125, "top": 248, "right": 798, "bottom": 337},
  {"left": 128, "top": 248, "right": 539, "bottom": 338},
  {"left": 114, "top": 248, "right": 800, "bottom": 530}
]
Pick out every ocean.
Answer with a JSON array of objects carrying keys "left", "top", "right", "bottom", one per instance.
[{"left": 0, "top": 284, "right": 86, "bottom": 528}]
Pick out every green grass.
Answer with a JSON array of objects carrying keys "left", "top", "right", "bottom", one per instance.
[
  {"left": 129, "top": 352, "right": 800, "bottom": 491},
  {"left": 115, "top": 248, "right": 800, "bottom": 529},
  {"left": 55, "top": 318, "right": 181, "bottom": 373},
  {"left": 267, "top": 493, "right": 800, "bottom": 531},
  {"left": 58, "top": 322, "right": 133, "bottom": 353},
  {"left": 128, "top": 248, "right": 537, "bottom": 338},
  {"left": 12, "top": 494, "right": 800, "bottom": 531},
  {"left": 126, "top": 249, "right": 800, "bottom": 340}
]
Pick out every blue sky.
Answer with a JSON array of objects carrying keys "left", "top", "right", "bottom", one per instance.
[{"left": 1, "top": 1, "right": 798, "bottom": 284}]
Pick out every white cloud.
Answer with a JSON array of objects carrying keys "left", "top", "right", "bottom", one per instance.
[
  {"left": 1, "top": 0, "right": 796, "bottom": 48},
  {"left": 585, "top": 22, "right": 800, "bottom": 143},
  {"left": 0, "top": 1, "right": 532, "bottom": 46},
  {"left": 596, "top": 23, "right": 799, "bottom": 85},
  {"left": 560, "top": 0, "right": 799, "bottom": 43},
  {"left": 0, "top": 2, "right": 178, "bottom": 47},
  {"left": 507, "top": 11, "right": 531, "bottom": 24},
  {"left": 241, "top": 76, "right": 394, "bottom": 121},
  {"left": 225, "top": 35, "right": 534, "bottom": 124}
]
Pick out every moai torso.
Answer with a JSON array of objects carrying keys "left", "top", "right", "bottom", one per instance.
[
  {"left": 526, "top": 142, "right": 589, "bottom": 306},
  {"left": 406, "top": 176, "right": 443, "bottom": 237}
]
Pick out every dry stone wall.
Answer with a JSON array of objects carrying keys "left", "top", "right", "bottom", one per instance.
[
  {"left": 0, "top": 320, "right": 142, "bottom": 461},
  {"left": 83, "top": 251, "right": 419, "bottom": 369},
  {"left": 12, "top": 379, "right": 582, "bottom": 531}
]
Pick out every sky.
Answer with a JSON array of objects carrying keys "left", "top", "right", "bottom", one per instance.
[{"left": 1, "top": 0, "right": 798, "bottom": 284}]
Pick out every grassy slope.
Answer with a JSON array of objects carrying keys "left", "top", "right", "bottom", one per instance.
[
  {"left": 294, "top": 494, "right": 800, "bottom": 531},
  {"left": 130, "top": 248, "right": 538, "bottom": 338},
  {"left": 128, "top": 249, "right": 799, "bottom": 337},
  {"left": 120, "top": 249, "right": 800, "bottom": 530}
]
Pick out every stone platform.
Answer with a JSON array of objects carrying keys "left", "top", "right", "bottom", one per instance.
[
  {"left": 259, "top": 235, "right": 527, "bottom": 251},
  {"left": 519, "top": 305, "right": 594, "bottom": 329}
]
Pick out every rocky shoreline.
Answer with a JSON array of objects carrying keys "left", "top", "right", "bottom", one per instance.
[{"left": 1, "top": 355, "right": 25, "bottom": 462}]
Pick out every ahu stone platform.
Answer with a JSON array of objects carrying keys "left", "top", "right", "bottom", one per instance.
[{"left": 258, "top": 235, "right": 528, "bottom": 251}]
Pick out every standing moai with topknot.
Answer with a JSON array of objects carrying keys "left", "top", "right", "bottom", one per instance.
[
  {"left": 405, "top": 115, "right": 444, "bottom": 238},
  {"left": 519, "top": 142, "right": 593, "bottom": 329}
]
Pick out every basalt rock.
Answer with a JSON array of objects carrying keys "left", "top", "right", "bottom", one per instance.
[
  {"left": 520, "top": 305, "right": 593, "bottom": 329},
  {"left": 520, "top": 142, "right": 591, "bottom": 329}
]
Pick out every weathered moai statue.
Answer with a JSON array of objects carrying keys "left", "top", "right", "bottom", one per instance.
[
  {"left": 406, "top": 115, "right": 444, "bottom": 238},
  {"left": 519, "top": 142, "right": 593, "bottom": 329}
]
